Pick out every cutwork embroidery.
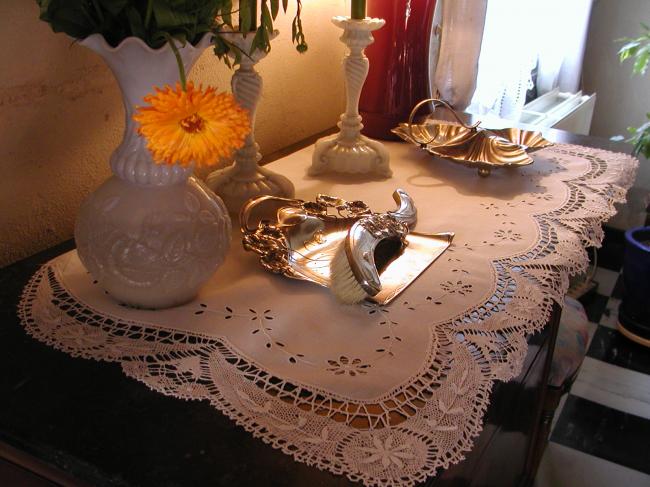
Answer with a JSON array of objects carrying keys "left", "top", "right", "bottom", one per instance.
[{"left": 18, "top": 144, "right": 638, "bottom": 487}]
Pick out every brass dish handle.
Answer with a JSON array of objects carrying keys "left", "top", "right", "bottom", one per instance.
[
  {"left": 407, "top": 98, "right": 481, "bottom": 145},
  {"left": 240, "top": 195, "right": 304, "bottom": 234}
]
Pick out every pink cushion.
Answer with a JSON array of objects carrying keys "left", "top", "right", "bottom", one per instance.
[{"left": 548, "top": 297, "right": 596, "bottom": 388}]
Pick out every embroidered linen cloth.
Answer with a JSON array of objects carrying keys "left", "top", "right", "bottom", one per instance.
[{"left": 19, "top": 142, "right": 637, "bottom": 486}]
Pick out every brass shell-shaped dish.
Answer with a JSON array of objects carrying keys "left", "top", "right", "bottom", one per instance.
[
  {"left": 392, "top": 98, "right": 553, "bottom": 176},
  {"left": 393, "top": 122, "right": 553, "bottom": 176},
  {"left": 489, "top": 127, "right": 554, "bottom": 152}
]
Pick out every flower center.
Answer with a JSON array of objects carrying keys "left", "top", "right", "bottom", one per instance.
[{"left": 179, "top": 113, "right": 205, "bottom": 134}]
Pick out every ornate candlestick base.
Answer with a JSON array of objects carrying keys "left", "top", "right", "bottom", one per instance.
[
  {"left": 309, "top": 16, "right": 391, "bottom": 178},
  {"left": 207, "top": 28, "right": 294, "bottom": 214},
  {"left": 206, "top": 152, "right": 295, "bottom": 214}
]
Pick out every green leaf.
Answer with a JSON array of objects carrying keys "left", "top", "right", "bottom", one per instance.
[
  {"left": 37, "top": 0, "right": 308, "bottom": 63},
  {"left": 262, "top": 21, "right": 270, "bottom": 50},
  {"left": 618, "top": 41, "right": 640, "bottom": 60},
  {"left": 37, "top": 3, "right": 86, "bottom": 42},
  {"left": 89, "top": 0, "right": 105, "bottom": 23},
  {"left": 633, "top": 44, "right": 650, "bottom": 74},
  {"left": 251, "top": 26, "right": 265, "bottom": 54},
  {"left": 261, "top": 1, "right": 273, "bottom": 33},
  {"left": 624, "top": 113, "right": 650, "bottom": 157},
  {"left": 97, "top": 0, "right": 129, "bottom": 17},
  {"left": 152, "top": 0, "right": 194, "bottom": 29},
  {"left": 124, "top": 7, "right": 145, "bottom": 39},
  {"left": 221, "top": 0, "right": 233, "bottom": 26},
  {"left": 617, "top": 22, "right": 650, "bottom": 76},
  {"left": 240, "top": 0, "right": 252, "bottom": 34}
]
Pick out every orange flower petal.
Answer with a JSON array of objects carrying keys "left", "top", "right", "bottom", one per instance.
[{"left": 133, "top": 82, "right": 251, "bottom": 168}]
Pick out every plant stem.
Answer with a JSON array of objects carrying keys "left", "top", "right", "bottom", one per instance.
[
  {"left": 166, "top": 35, "right": 187, "bottom": 90},
  {"left": 145, "top": 0, "right": 154, "bottom": 29}
]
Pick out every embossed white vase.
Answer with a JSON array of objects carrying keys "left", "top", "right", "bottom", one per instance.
[{"left": 75, "top": 34, "right": 232, "bottom": 309}]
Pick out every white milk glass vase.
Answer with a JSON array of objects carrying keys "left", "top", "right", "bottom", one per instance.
[{"left": 74, "top": 34, "right": 231, "bottom": 309}]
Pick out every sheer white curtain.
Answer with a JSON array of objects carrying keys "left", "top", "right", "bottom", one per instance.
[
  {"left": 432, "top": 0, "right": 488, "bottom": 110},
  {"left": 467, "top": 0, "right": 541, "bottom": 120},
  {"left": 536, "top": 0, "right": 593, "bottom": 94},
  {"left": 467, "top": 0, "right": 593, "bottom": 120}
]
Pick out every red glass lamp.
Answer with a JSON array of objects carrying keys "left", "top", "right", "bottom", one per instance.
[{"left": 360, "top": 0, "right": 438, "bottom": 140}]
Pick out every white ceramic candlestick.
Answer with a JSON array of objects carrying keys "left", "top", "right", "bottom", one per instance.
[
  {"left": 207, "top": 29, "right": 295, "bottom": 214},
  {"left": 309, "top": 16, "right": 391, "bottom": 178}
]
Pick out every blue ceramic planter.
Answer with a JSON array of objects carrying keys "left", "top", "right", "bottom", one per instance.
[{"left": 619, "top": 226, "right": 650, "bottom": 345}]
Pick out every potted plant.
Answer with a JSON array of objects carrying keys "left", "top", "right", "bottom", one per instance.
[
  {"left": 616, "top": 26, "right": 650, "bottom": 345},
  {"left": 619, "top": 227, "right": 650, "bottom": 346}
]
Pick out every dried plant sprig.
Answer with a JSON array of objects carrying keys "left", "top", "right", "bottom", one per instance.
[{"left": 213, "top": 0, "right": 308, "bottom": 68}]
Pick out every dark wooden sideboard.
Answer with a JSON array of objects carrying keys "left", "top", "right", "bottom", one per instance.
[
  {"left": 0, "top": 239, "right": 559, "bottom": 487},
  {"left": 433, "top": 308, "right": 559, "bottom": 487},
  {"left": 0, "top": 127, "right": 628, "bottom": 487}
]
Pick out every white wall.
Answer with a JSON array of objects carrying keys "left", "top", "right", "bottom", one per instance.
[
  {"left": 582, "top": 0, "right": 650, "bottom": 229},
  {"left": 0, "top": 1, "right": 346, "bottom": 267},
  {"left": 583, "top": 0, "right": 650, "bottom": 139}
]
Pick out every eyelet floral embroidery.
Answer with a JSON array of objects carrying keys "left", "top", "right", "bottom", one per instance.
[
  {"left": 327, "top": 356, "right": 370, "bottom": 376},
  {"left": 19, "top": 143, "right": 638, "bottom": 487},
  {"left": 192, "top": 303, "right": 310, "bottom": 365},
  {"left": 362, "top": 302, "right": 403, "bottom": 359},
  {"left": 494, "top": 229, "right": 523, "bottom": 242},
  {"left": 528, "top": 193, "right": 555, "bottom": 202},
  {"left": 440, "top": 280, "right": 473, "bottom": 295}
]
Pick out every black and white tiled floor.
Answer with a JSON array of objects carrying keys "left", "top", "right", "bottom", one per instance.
[{"left": 534, "top": 227, "right": 650, "bottom": 487}]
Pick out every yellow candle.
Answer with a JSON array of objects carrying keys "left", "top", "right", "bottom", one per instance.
[{"left": 351, "top": 0, "right": 366, "bottom": 20}]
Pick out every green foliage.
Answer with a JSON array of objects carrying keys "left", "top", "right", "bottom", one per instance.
[
  {"left": 626, "top": 114, "right": 650, "bottom": 158},
  {"left": 37, "top": 0, "right": 308, "bottom": 65},
  {"left": 617, "top": 23, "right": 650, "bottom": 157},
  {"left": 618, "top": 22, "right": 650, "bottom": 75},
  {"left": 37, "top": 0, "right": 223, "bottom": 48},
  {"left": 213, "top": 0, "right": 308, "bottom": 67}
]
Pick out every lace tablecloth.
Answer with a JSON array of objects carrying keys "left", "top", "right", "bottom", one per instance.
[{"left": 19, "top": 142, "right": 637, "bottom": 486}]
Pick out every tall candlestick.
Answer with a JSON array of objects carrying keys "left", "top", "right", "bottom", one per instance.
[
  {"left": 207, "top": 28, "right": 294, "bottom": 214},
  {"left": 309, "top": 16, "right": 391, "bottom": 179},
  {"left": 351, "top": 0, "right": 366, "bottom": 20}
]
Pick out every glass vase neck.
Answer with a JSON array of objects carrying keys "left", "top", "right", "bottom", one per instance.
[{"left": 79, "top": 34, "right": 212, "bottom": 186}]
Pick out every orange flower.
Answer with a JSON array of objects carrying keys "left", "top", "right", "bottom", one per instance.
[{"left": 134, "top": 82, "right": 250, "bottom": 168}]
